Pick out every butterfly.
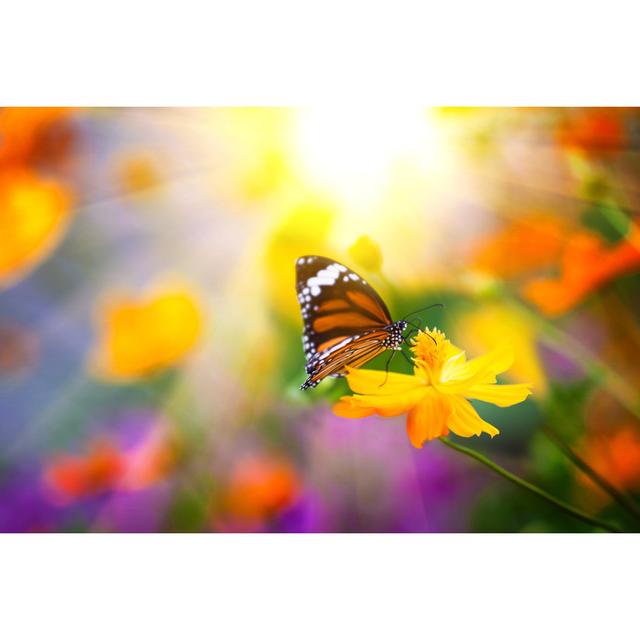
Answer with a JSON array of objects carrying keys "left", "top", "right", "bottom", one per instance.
[{"left": 296, "top": 255, "right": 408, "bottom": 390}]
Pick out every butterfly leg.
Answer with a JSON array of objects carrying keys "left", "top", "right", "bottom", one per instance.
[
  {"left": 400, "top": 336, "right": 417, "bottom": 368},
  {"left": 399, "top": 347, "right": 414, "bottom": 368},
  {"left": 378, "top": 349, "right": 398, "bottom": 387}
]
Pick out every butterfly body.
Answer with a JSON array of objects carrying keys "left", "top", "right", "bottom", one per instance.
[{"left": 295, "top": 255, "right": 408, "bottom": 390}]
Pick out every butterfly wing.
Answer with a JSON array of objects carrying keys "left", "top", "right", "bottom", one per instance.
[
  {"left": 301, "top": 329, "right": 390, "bottom": 389},
  {"left": 295, "top": 255, "right": 392, "bottom": 365},
  {"left": 296, "top": 255, "right": 396, "bottom": 388}
]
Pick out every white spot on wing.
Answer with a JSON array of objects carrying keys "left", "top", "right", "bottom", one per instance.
[{"left": 307, "top": 276, "right": 335, "bottom": 288}]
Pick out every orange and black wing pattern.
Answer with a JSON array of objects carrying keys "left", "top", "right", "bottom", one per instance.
[{"left": 295, "top": 256, "right": 405, "bottom": 389}]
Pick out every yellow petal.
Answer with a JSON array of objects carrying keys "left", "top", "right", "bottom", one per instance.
[
  {"left": 466, "top": 383, "right": 532, "bottom": 407},
  {"left": 406, "top": 392, "right": 451, "bottom": 448},
  {"left": 346, "top": 386, "right": 428, "bottom": 417},
  {"left": 447, "top": 396, "right": 500, "bottom": 438},
  {"left": 438, "top": 344, "right": 514, "bottom": 392},
  {"left": 345, "top": 367, "right": 423, "bottom": 396}
]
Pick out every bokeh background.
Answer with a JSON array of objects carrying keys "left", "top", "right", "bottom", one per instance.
[{"left": 1, "top": 107, "right": 639, "bottom": 532}]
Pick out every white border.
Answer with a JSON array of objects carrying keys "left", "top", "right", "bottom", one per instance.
[
  {"left": 0, "top": 534, "right": 636, "bottom": 639},
  {"left": 1, "top": 1, "right": 639, "bottom": 104}
]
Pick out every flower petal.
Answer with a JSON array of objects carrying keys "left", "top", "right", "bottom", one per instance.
[
  {"left": 447, "top": 396, "right": 500, "bottom": 438},
  {"left": 345, "top": 367, "right": 422, "bottom": 395},
  {"left": 333, "top": 397, "right": 377, "bottom": 418},
  {"left": 334, "top": 384, "right": 428, "bottom": 419},
  {"left": 406, "top": 392, "right": 451, "bottom": 448},
  {"left": 439, "top": 344, "right": 514, "bottom": 392},
  {"left": 466, "top": 383, "right": 532, "bottom": 407}
]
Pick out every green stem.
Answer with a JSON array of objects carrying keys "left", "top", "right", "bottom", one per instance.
[
  {"left": 542, "top": 425, "right": 640, "bottom": 528},
  {"left": 439, "top": 437, "right": 623, "bottom": 533}
]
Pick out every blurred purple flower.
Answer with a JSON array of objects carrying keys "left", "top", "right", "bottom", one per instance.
[
  {"left": 0, "top": 466, "right": 62, "bottom": 532},
  {"left": 301, "top": 408, "right": 490, "bottom": 532}
]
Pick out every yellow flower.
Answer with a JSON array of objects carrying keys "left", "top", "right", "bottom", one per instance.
[
  {"left": 456, "top": 303, "right": 547, "bottom": 394},
  {"left": 333, "top": 328, "right": 532, "bottom": 448},
  {"left": 116, "top": 151, "right": 162, "bottom": 196},
  {"left": 263, "top": 201, "right": 337, "bottom": 320},
  {"left": 0, "top": 169, "right": 72, "bottom": 288},
  {"left": 348, "top": 235, "right": 383, "bottom": 273},
  {"left": 90, "top": 283, "right": 204, "bottom": 381}
]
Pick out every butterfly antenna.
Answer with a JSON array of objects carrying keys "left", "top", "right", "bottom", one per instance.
[{"left": 401, "top": 302, "right": 444, "bottom": 322}]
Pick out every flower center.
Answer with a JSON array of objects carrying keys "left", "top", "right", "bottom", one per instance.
[{"left": 411, "top": 329, "right": 447, "bottom": 385}]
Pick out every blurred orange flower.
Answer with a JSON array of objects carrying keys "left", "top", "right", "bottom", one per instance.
[
  {"left": 0, "top": 107, "right": 72, "bottom": 168},
  {"left": 45, "top": 441, "right": 126, "bottom": 501},
  {"left": 579, "top": 427, "right": 640, "bottom": 496},
  {"left": 44, "top": 427, "right": 177, "bottom": 502},
  {"left": 523, "top": 224, "right": 640, "bottom": 316},
  {"left": 223, "top": 455, "right": 300, "bottom": 522},
  {"left": 91, "top": 283, "right": 205, "bottom": 381},
  {"left": 557, "top": 110, "right": 625, "bottom": 155},
  {"left": 0, "top": 169, "right": 73, "bottom": 288},
  {"left": 472, "top": 214, "right": 568, "bottom": 279},
  {"left": 334, "top": 328, "right": 531, "bottom": 448}
]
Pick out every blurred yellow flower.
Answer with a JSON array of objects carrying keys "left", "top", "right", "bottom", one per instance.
[
  {"left": 456, "top": 303, "right": 547, "bottom": 394},
  {"left": 91, "top": 283, "right": 204, "bottom": 381},
  {"left": 334, "top": 328, "right": 531, "bottom": 448},
  {"left": 264, "top": 201, "right": 337, "bottom": 320},
  {"left": 241, "top": 149, "right": 289, "bottom": 200},
  {"left": 0, "top": 170, "right": 73, "bottom": 288},
  {"left": 116, "top": 152, "right": 161, "bottom": 196},
  {"left": 348, "top": 235, "right": 383, "bottom": 273}
]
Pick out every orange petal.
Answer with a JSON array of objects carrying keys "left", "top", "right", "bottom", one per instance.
[
  {"left": 333, "top": 397, "right": 377, "bottom": 418},
  {"left": 405, "top": 392, "right": 451, "bottom": 448}
]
